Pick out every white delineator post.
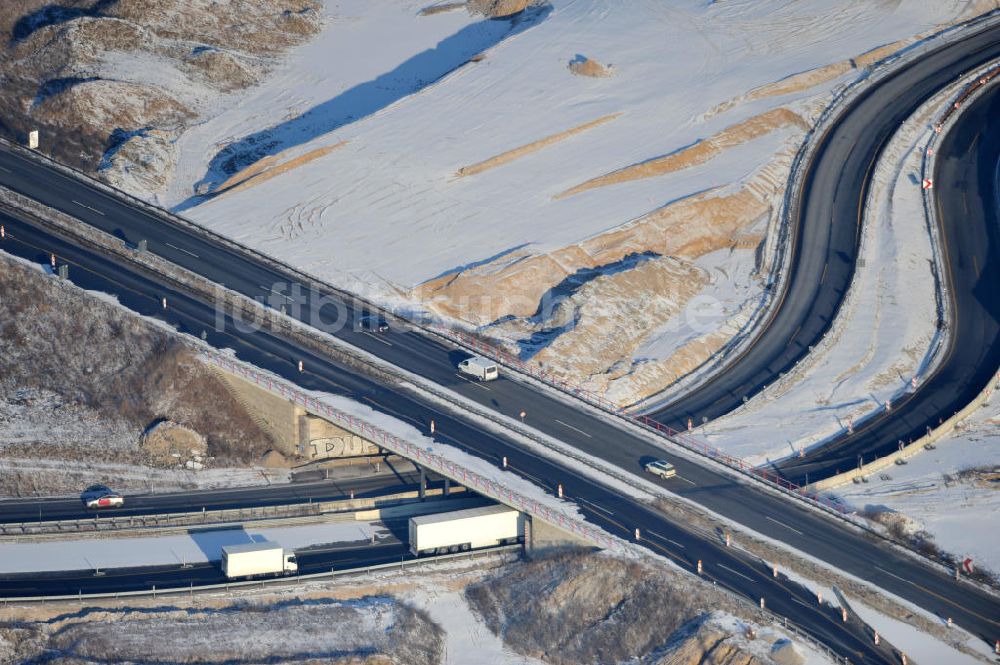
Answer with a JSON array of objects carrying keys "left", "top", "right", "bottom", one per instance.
[{"left": 28, "top": 130, "right": 38, "bottom": 150}]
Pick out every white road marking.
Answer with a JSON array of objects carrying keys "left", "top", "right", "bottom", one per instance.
[
  {"left": 362, "top": 331, "right": 392, "bottom": 346},
  {"left": 673, "top": 474, "right": 696, "bottom": 485},
  {"left": 791, "top": 596, "right": 816, "bottom": 610},
  {"left": 554, "top": 419, "right": 592, "bottom": 438},
  {"left": 577, "top": 497, "right": 613, "bottom": 516},
  {"left": 0, "top": 165, "right": 10, "bottom": 173},
  {"left": 456, "top": 374, "right": 491, "bottom": 391},
  {"left": 72, "top": 200, "right": 104, "bottom": 216},
  {"left": 718, "top": 563, "right": 757, "bottom": 584},
  {"left": 164, "top": 242, "right": 199, "bottom": 258},
  {"left": 646, "top": 529, "right": 686, "bottom": 549},
  {"left": 765, "top": 515, "right": 804, "bottom": 535},
  {"left": 875, "top": 566, "right": 911, "bottom": 584}
]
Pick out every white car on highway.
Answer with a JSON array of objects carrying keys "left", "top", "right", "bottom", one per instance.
[
  {"left": 458, "top": 356, "right": 499, "bottom": 381},
  {"left": 82, "top": 485, "right": 125, "bottom": 509},
  {"left": 644, "top": 459, "right": 676, "bottom": 479}
]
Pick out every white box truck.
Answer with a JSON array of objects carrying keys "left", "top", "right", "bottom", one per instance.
[
  {"left": 221, "top": 541, "right": 298, "bottom": 578},
  {"left": 458, "top": 356, "right": 499, "bottom": 381},
  {"left": 409, "top": 505, "right": 522, "bottom": 556}
]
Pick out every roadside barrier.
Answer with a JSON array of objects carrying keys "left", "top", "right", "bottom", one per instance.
[
  {"left": 0, "top": 545, "right": 522, "bottom": 604},
  {"left": 203, "top": 351, "right": 622, "bottom": 552}
]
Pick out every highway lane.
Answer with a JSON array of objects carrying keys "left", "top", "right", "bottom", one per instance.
[
  {"left": 0, "top": 540, "right": 414, "bottom": 597},
  {"left": 644, "top": 23, "right": 1000, "bottom": 482},
  {"left": 779, "top": 80, "right": 1000, "bottom": 481},
  {"left": 0, "top": 21, "right": 992, "bottom": 511},
  {"left": 0, "top": 515, "right": 889, "bottom": 665},
  {"left": 0, "top": 216, "right": 996, "bottom": 658},
  {"left": 0, "top": 467, "right": 446, "bottom": 524},
  {"left": 0, "top": 18, "right": 998, "bottom": 654}
]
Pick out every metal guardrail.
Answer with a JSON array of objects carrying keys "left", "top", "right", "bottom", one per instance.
[
  {"left": 0, "top": 545, "right": 523, "bottom": 604},
  {"left": 0, "top": 9, "right": 975, "bottom": 531},
  {"left": 0, "top": 487, "right": 464, "bottom": 538},
  {"left": 424, "top": 12, "right": 1000, "bottom": 529},
  {"left": 203, "top": 351, "right": 621, "bottom": 552},
  {"left": 0, "top": 7, "right": 996, "bottom": 598},
  {"left": 808, "top": 65, "right": 1000, "bottom": 492}
]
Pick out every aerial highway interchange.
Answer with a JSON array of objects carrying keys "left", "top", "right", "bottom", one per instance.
[{"left": 0, "top": 14, "right": 998, "bottom": 665}]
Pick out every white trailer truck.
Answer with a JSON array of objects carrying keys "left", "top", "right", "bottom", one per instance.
[
  {"left": 457, "top": 356, "right": 499, "bottom": 381},
  {"left": 409, "top": 505, "right": 522, "bottom": 556},
  {"left": 221, "top": 541, "right": 298, "bottom": 578}
]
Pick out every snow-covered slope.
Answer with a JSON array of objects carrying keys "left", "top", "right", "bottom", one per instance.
[
  {"left": 165, "top": 0, "right": 977, "bottom": 403},
  {"left": 175, "top": 0, "right": 966, "bottom": 284}
]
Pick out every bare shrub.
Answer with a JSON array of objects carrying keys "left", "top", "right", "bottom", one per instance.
[
  {"left": 467, "top": 0, "right": 537, "bottom": 18},
  {"left": 466, "top": 550, "right": 729, "bottom": 664},
  {"left": 41, "top": 596, "right": 441, "bottom": 665},
  {"left": 0, "top": 255, "right": 274, "bottom": 465}
]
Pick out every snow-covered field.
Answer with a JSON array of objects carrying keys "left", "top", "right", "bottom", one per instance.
[
  {"left": 0, "top": 519, "right": 383, "bottom": 574},
  {"left": 154, "top": 0, "right": 980, "bottom": 404},
  {"left": 171, "top": 0, "right": 967, "bottom": 288},
  {"left": 836, "top": 401, "right": 1000, "bottom": 575}
]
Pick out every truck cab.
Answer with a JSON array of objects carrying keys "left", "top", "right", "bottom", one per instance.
[{"left": 458, "top": 356, "right": 499, "bottom": 381}]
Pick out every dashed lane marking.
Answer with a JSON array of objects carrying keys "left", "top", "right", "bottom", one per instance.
[
  {"left": 718, "top": 563, "right": 757, "bottom": 584},
  {"left": 164, "top": 242, "right": 199, "bottom": 258},
  {"left": 765, "top": 515, "right": 804, "bottom": 535},
  {"left": 555, "top": 419, "right": 592, "bottom": 438},
  {"left": 72, "top": 200, "right": 104, "bottom": 216}
]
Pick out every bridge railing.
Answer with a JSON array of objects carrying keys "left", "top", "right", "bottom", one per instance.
[{"left": 203, "top": 350, "right": 622, "bottom": 552}]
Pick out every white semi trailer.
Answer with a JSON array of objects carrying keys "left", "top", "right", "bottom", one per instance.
[
  {"left": 409, "top": 505, "right": 522, "bottom": 556},
  {"left": 221, "top": 541, "right": 298, "bottom": 578}
]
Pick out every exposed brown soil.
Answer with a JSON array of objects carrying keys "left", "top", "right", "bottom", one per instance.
[
  {"left": 568, "top": 56, "right": 612, "bottom": 78},
  {"left": 557, "top": 109, "right": 807, "bottom": 199},
  {"left": 0, "top": 253, "right": 275, "bottom": 465},
  {"left": 456, "top": 113, "right": 621, "bottom": 178},
  {"left": 0, "top": 0, "right": 322, "bottom": 190}
]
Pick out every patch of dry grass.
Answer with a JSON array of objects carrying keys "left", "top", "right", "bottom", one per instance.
[
  {"left": 466, "top": 550, "right": 745, "bottom": 665},
  {"left": 2, "top": 596, "right": 443, "bottom": 665},
  {"left": 419, "top": 2, "right": 467, "bottom": 15},
  {"left": 568, "top": 55, "right": 612, "bottom": 78},
  {"left": 456, "top": 113, "right": 620, "bottom": 178},
  {"left": 557, "top": 108, "right": 806, "bottom": 199},
  {"left": 213, "top": 141, "right": 348, "bottom": 196},
  {"left": 0, "top": 254, "right": 274, "bottom": 464}
]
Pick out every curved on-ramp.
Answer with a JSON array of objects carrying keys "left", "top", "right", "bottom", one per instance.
[
  {"left": 644, "top": 21, "right": 1000, "bottom": 484},
  {"left": 779, "top": 75, "right": 1000, "bottom": 482}
]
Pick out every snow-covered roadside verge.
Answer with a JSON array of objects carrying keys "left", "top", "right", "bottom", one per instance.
[
  {"left": 0, "top": 457, "right": 286, "bottom": 499},
  {"left": 836, "top": 401, "right": 1000, "bottom": 576},
  {"left": 0, "top": 520, "right": 381, "bottom": 574},
  {"left": 692, "top": 507, "right": 1000, "bottom": 663},
  {"left": 699, "top": 64, "right": 985, "bottom": 465}
]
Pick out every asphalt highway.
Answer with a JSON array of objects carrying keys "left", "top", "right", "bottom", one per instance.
[
  {"left": 0, "top": 464, "right": 444, "bottom": 523},
  {"left": 644, "top": 24, "right": 1000, "bottom": 484},
  {"left": 0, "top": 538, "right": 415, "bottom": 597},
  {"left": 779, "top": 77, "right": 1000, "bottom": 482},
  {"left": 0, "top": 214, "right": 995, "bottom": 662},
  {"left": 0, "top": 18, "right": 998, "bottom": 660}
]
